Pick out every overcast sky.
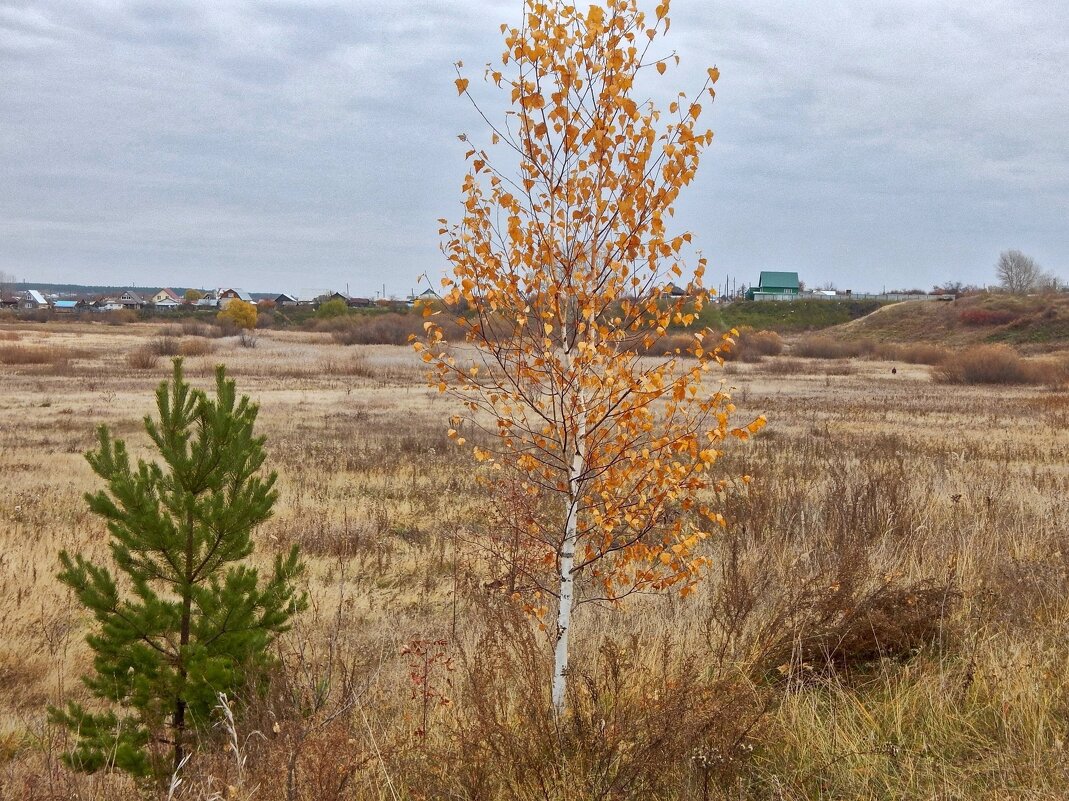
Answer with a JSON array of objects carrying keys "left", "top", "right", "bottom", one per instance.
[{"left": 2, "top": 0, "right": 1066, "bottom": 295}]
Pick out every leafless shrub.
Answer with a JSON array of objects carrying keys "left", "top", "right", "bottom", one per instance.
[
  {"left": 765, "top": 357, "right": 812, "bottom": 376},
  {"left": 103, "top": 309, "right": 139, "bottom": 326},
  {"left": 329, "top": 313, "right": 464, "bottom": 346},
  {"left": 703, "top": 445, "right": 961, "bottom": 689},
  {"left": 723, "top": 329, "right": 784, "bottom": 363},
  {"left": 126, "top": 347, "right": 159, "bottom": 369},
  {"left": 239, "top": 329, "right": 259, "bottom": 348},
  {"left": 892, "top": 343, "right": 949, "bottom": 365},
  {"left": 398, "top": 594, "right": 768, "bottom": 801},
  {"left": 181, "top": 319, "right": 217, "bottom": 338},
  {"left": 151, "top": 336, "right": 180, "bottom": 356},
  {"left": 763, "top": 579, "right": 958, "bottom": 680},
  {"left": 933, "top": 344, "right": 1064, "bottom": 385}
]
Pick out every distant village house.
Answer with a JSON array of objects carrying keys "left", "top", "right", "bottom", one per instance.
[
  {"left": 218, "top": 288, "right": 254, "bottom": 309},
  {"left": 20, "top": 290, "right": 49, "bottom": 309},
  {"left": 53, "top": 299, "right": 88, "bottom": 313},
  {"left": 119, "top": 291, "right": 146, "bottom": 309},
  {"left": 746, "top": 272, "right": 800, "bottom": 301},
  {"left": 152, "top": 288, "right": 182, "bottom": 309}
]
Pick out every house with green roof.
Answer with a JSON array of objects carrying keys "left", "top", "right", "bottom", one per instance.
[{"left": 746, "top": 271, "right": 800, "bottom": 300}]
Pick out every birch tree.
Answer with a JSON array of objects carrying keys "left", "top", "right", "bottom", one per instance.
[{"left": 416, "top": 0, "right": 764, "bottom": 712}]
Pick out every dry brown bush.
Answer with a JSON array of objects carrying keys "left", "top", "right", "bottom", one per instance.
[
  {"left": 639, "top": 332, "right": 695, "bottom": 357},
  {"left": 0, "top": 330, "right": 19, "bottom": 341},
  {"left": 329, "top": 313, "right": 465, "bottom": 346},
  {"left": 0, "top": 344, "right": 75, "bottom": 366},
  {"left": 762, "top": 579, "right": 957, "bottom": 680},
  {"left": 151, "top": 336, "right": 180, "bottom": 356},
  {"left": 394, "top": 596, "right": 768, "bottom": 801},
  {"left": 934, "top": 344, "right": 1065, "bottom": 385},
  {"left": 792, "top": 336, "right": 872, "bottom": 360},
  {"left": 765, "top": 357, "right": 812, "bottom": 375},
  {"left": 125, "top": 347, "right": 159, "bottom": 369},
  {"left": 791, "top": 337, "right": 948, "bottom": 366},
  {"left": 891, "top": 342, "right": 949, "bottom": 365},
  {"left": 177, "top": 337, "right": 215, "bottom": 357},
  {"left": 181, "top": 319, "right": 219, "bottom": 338},
  {"left": 702, "top": 445, "right": 962, "bottom": 686},
  {"left": 102, "top": 309, "right": 139, "bottom": 326},
  {"left": 723, "top": 329, "right": 784, "bottom": 363},
  {"left": 745, "top": 329, "right": 784, "bottom": 356}
]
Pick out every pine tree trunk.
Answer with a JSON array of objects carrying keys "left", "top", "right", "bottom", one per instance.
[
  {"left": 173, "top": 593, "right": 191, "bottom": 772},
  {"left": 173, "top": 508, "right": 194, "bottom": 772}
]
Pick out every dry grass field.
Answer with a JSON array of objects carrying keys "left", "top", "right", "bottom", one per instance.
[{"left": 1, "top": 319, "right": 1067, "bottom": 800}]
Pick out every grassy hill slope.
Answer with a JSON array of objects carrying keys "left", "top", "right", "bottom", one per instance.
[
  {"left": 698, "top": 299, "right": 890, "bottom": 333},
  {"left": 828, "top": 293, "right": 1069, "bottom": 350}
]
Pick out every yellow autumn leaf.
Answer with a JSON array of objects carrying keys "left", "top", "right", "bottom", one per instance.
[
  {"left": 656, "top": 61, "right": 666, "bottom": 75},
  {"left": 521, "top": 93, "right": 545, "bottom": 110},
  {"left": 455, "top": 78, "right": 469, "bottom": 95}
]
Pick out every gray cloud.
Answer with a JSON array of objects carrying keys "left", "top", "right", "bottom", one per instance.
[{"left": 1, "top": 0, "right": 1066, "bottom": 293}]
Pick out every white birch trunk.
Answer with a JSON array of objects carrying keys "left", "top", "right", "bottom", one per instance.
[
  {"left": 552, "top": 449, "right": 583, "bottom": 712},
  {"left": 552, "top": 300, "right": 585, "bottom": 713}
]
